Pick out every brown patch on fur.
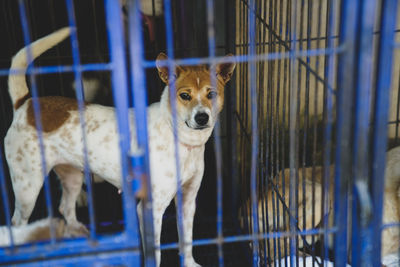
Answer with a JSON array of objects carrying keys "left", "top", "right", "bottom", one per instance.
[
  {"left": 14, "top": 93, "right": 31, "bottom": 110},
  {"left": 27, "top": 96, "right": 87, "bottom": 133}
]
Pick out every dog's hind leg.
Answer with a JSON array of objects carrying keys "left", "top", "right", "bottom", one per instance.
[
  {"left": 175, "top": 174, "right": 203, "bottom": 267},
  {"left": 10, "top": 167, "right": 45, "bottom": 226},
  {"left": 54, "top": 165, "right": 89, "bottom": 235}
]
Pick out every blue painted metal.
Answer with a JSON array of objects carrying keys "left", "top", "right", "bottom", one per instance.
[
  {"left": 162, "top": 0, "right": 185, "bottom": 266},
  {"left": 334, "top": 0, "right": 360, "bottom": 266},
  {"left": 104, "top": 0, "right": 140, "bottom": 244},
  {"left": 0, "top": 47, "right": 343, "bottom": 78},
  {"left": 13, "top": 250, "right": 141, "bottom": 267},
  {"left": 288, "top": 0, "right": 299, "bottom": 265},
  {"left": 205, "top": 0, "right": 225, "bottom": 266},
  {"left": 142, "top": 47, "right": 344, "bottom": 69},
  {"left": 351, "top": 0, "right": 378, "bottom": 265},
  {"left": 16, "top": 0, "right": 56, "bottom": 243},
  {"left": 370, "top": 1, "right": 399, "bottom": 266},
  {"left": 322, "top": 0, "right": 337, "bottom": 263},
  {"left": 128, "top": 0, "right": 156, "bottom": 265},
  {"left": 65, "top": 0, "right": 96, "bottom": 239},
  {"left": 247, "top": 0, "right": 259, "bottom": 266},
  {"left": 0, "top": 63, "right": 113, "bottom": 77},
  {"left": 0, "top": 148, "right": 13, "bottom": 248}
]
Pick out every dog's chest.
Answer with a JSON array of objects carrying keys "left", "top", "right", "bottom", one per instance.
[{"left": 148, "top": 127, "right": 204, "bottom": 185}]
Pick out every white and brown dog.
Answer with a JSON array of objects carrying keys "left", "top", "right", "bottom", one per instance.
[{"left": 5, "top": 28, "right": 235, "bottom": 266}]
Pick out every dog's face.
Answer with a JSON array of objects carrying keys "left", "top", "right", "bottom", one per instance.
[{"left": 156, "top": 53, "right": 236, "bottom": 130}]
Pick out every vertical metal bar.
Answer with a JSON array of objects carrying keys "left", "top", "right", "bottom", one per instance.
[
  {"left": 297, "top": 1, "right": 305, "bottom": 265},
  {"left": 351, "top": 0, "right": 377, "bottom": 265},
  {"left": 303, "top": 1, "right": 313, "bottom": 265},
  {"left": 289, "top": 0, "right": 299, "bottom": 265},
  {"left": 275, "top": 0, "right": 284, "bottom": 263},
  {"left": 265, "top": 0, "right": 274, "bottom": 263},
  {"left": 17, "top": 0, "right": 55, "bottom": 243},
  {"left": 163, "top": 0, "right": 185, "bottom": 266},
  {"left": 370, "top": 1, "right": 399, "bottom": 266},
  {"left": 248, "top": 0, "right": 259, "bottom": 266},
  {"left": 334, "top": 0, "right": 360, "bottom": 265},
  {"left": 281, "top": 0, "right": 291, "bottom": 263},
  {"left": 310, "top": 1, "right": 322, "bottom": 265},
  {"left": 322, "top": 0, "right": 335, "bottom": 264},
  {"left": 104, "top": 0, "right": 140, "bottom": 245},
  {"left": 205, "top": 0, "right": 224, "bottom": 266},
  {"left": 128, "top": 0, "right": 156, "bottom": 265},
  {"left": 0, "top": 149, "right": 13, "bottom": 247},
  {"left": 65, "top": 0, "right": 96, "bottom": 239},
  {"left": 224, "top": 0, "right": 238, "bottom": 232}
]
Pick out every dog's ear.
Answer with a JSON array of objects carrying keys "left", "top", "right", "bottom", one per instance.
[
  {"left": 156, "top": 53, "right": 183, "bottom": 84},
  {"left": 216, "top": 54, "right": 236, "bottom": 83}
]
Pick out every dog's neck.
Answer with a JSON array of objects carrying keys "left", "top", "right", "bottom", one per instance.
[{"left": 160, "top": 86, "right": 214, "bottom": 147}]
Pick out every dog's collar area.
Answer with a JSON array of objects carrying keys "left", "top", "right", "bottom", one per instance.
[{"left": 180, "top": 142, "right": 203, "bottom": 150}]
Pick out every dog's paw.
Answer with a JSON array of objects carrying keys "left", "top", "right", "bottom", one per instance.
[{"left": 64, "top": 222, "right": 90, "bottom": 238}]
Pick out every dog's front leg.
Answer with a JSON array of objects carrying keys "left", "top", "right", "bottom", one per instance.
[
  {"left": 175, "top": 172, "right": 203, "bottom": 267},
  {"left": 138, "top": 188, "right": 175, "bottom": 267}
]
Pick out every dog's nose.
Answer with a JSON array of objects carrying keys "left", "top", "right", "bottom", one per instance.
[{"left": 195, "top": 113, "right": 209, "bottom": 126}]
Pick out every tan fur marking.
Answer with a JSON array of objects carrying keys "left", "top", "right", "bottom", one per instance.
[
  {"left": 27, "top": 96, "right": 87, "bottom": 133},
  {"left": 25, "top": 220, "right": 65, "bottom": 242}
]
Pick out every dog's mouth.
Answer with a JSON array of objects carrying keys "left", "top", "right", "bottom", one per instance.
[{"left": 185, "top": 121, "right": 209, "bottom": 130}]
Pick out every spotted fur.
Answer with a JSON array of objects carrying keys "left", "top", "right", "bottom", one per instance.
[{"left": 5, "top": 29, "right": 236, "bottom": 267}]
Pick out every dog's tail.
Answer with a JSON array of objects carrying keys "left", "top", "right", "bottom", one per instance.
[{"left": 8, "top": 27, "right": 71, "bottom": 109}]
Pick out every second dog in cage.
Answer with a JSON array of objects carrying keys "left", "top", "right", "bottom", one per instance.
[
  {"left": 5, "top": 28, "right": 236, "bottom": 266},
  {"left": 243, "top": 146, "right": 400, "bottom": 264}
]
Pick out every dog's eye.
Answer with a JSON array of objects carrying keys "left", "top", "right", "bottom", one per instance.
[
  {"left": 207, "top": 91, "right": 218, "bottom": 99},
  {"left": 180, "top": 93, "right": 191, "bottom": 101}
]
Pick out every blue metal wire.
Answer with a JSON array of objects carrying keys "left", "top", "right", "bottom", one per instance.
[
  {"left": 65, "top": 0, "right": 96, "bottom": 239},
  {"left": 16, "top": 0, "right": 55, "bottom": 243},
  {"left": 288, "top": 0, "right": 299, "bottom": 265},
  {"left": 351, "top": 0, "right": 378, "bottom": 265},
  {"left": 142, "top": 46, "right": 344, "bottom": 69},
  {"left": 205, "top": 0, "right": 225, "bottom": 266},
  {"left": 158, "top": 227, "right": 338, "bottom": 251},
  {"left": 370, "top": 1, "right": 399, "bottom": 266},
  {"left": 322, "top": 0, "right": 337, "bottom": 264},
  {"left": 0, "top": 63, "right": 112, "bottom": 77},
  {"left": 247, "top": 0, "right": 259, "bottom": 266},
  {"left": 163, "top": 0, "right": 185, "bottom": 266},
  {"left": 0, "top": 148, "right": 13, "bottom": 248},
  {"left": 104, "top": 0, "right": 141, "bottom": 245},
  {"left": 334, "top": 0, "right": 360, "bottom": 265},
  {"left": 128, "top": 0, "right": 156, "bottom": 265}
]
